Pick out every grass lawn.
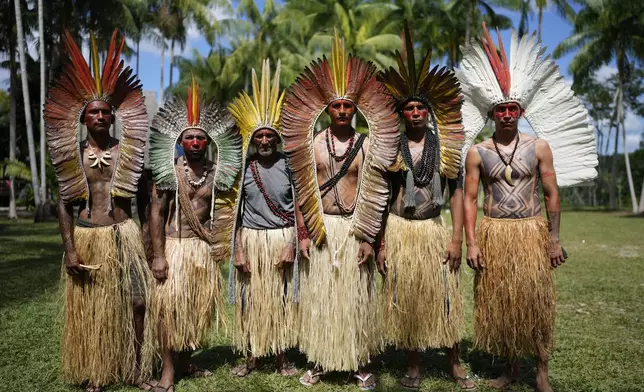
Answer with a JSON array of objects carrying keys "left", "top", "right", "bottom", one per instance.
[{"left": 0, "top": 211, "right": 643, "bottom": 391}]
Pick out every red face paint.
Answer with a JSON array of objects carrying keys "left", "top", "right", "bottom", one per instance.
[
  {"left": 83, "top": 100, "right": 113, "bottom": 133},
  {"left": 181, "top": 129, "right": 209, "bottom": 161},
  {"left": 493, "top": 102, "right": 522, "bottom": 119},
  {"left": 402, "top": 101, "right": 429, "bottom": 129}
]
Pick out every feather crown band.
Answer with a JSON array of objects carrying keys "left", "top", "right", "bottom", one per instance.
[
  {"left": 149, "top": 78, "right": 241, "bottom": 192},
  {"left": 44, "top": 29, "right": 147, "bottom": 205},
  {"left": 281, "top": 29, "right": 400, "bottom": 245},
  {"left": 228, "top": 58, "right": 285, "bottom": 151},
  {"left": 457, "top": 22, "right": 598, "bottom": 186},
  {"left": 378, "top": 21, "right": 465, "bottom": 178}
]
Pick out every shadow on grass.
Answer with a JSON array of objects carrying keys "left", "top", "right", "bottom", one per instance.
[{"left": 0, "top": 223, "right": 63, "bottom": 308}]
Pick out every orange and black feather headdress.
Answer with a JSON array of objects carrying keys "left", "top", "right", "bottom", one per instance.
[
  {"left": 378, "top": 21, "right": 465, "bottom": 179},
  {"left": 44, "top": 29, "right": 148, "bottom": 207}
]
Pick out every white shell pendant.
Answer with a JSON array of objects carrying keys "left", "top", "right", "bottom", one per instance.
[{"left": 504, "top": 165, "right": 515, "bottom": 186}]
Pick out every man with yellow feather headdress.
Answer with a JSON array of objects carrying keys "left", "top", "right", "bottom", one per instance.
[
  {"left": 148, "top": 77, "right": 242, "bottom": 392},
  {"left": 227, "top": 59, "right": 300, "bottom": 378},
  {"left": 377, "top": 22, "right": 475, "bottom": 391},
  {"left": 459, "top": 24, "right": 597, "bottom": 391},
  {"left": 44, "top": 30, "right": 155, "bottom": 391},
  {"left": 281, "top": 32, "right": 399, "bottom": 390}
]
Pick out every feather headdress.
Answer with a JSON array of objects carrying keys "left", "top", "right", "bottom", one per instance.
[
  {"left": 149, "top": 75, "right": 241, "bottom": 193},
  {"left": 228, "top": 58, "right": 285, "bottom": 152},
  {"left": 281, "top": 30, "right": 400, "bottom": 246},
  {"left": 457, "top": 23, "right": 598, "bottom": 186},
  {"left": 379, "top": 21, "right": 465, "bottom": 179},
  {"left": 44, "top": 29, "right": 148, "bottom": 206}
]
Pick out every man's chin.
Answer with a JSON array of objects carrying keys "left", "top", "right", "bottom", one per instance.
[{"left": 184, "top": 152, "right": 205, "bottom": 161}]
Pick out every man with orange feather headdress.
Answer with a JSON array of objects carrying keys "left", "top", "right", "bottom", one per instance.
[
  {"left": 148, "top": 76, "right": 242, "bottom": 392},
  {"left": 377, "top": 22, "right": 475, "bottom": 391},
  {"left": 281, "top": 32, "right": 399, "bottom": 390},
  {"left": 44, "top": 31, "right": 155, "bottom": 391},
  {"left": 458, "top": 23, "right": 597, "bottom": 391}
]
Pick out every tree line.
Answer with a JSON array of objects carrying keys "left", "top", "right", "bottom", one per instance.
[{"left": 0, "top": 0, "right": 643, "bottom": 219}]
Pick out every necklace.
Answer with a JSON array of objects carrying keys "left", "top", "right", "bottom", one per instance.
[
  {"left": 400, "top": 129, "right": 436, "bottom": 187},
  {"left": 85, "top": 140, "right": 112, "bottom": 171},
  {"left": 492, "top": 132, "right": 520, "bottom": 186},
  {"left": 325, "top": 128, "right": 355, "bottom": 161},
  {"left": 182, "top": 156, "right": 209, "bottom": 188},
  {"left": 250, "top": 160, "right": 295, "bottom": 225}
]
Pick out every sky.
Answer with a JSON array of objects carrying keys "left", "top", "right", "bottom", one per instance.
[{"left": 1, "top": 0, "right": 642, "bottom": 153}]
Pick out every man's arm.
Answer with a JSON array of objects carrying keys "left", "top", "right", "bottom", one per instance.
[
  {"left": 136, "top": 171, "right": 151, "bottom": 262},
  {"left": 444, "top": 172, "right": 464, "bottom": 271},
  {"left": 536, "top": 140, "right": 565, "bottom": 267},
  {"left": 464, "top": 148, "right": 484, "bottom": 270},
  {"left": 58, "top": 195, "right": 83, "bottom": 275},
  {"left": 149, "top": 183, "right": 169, "bottom": 281},
  {"left": 294, "top": 194, "right": 311, "bottom": 260}
]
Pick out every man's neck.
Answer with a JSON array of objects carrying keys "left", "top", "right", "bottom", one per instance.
[
  {"left": 184, "top": 155, "right": 206, "bottom": 172},
  {"left": 329, "top": 125, "right": 355, "bottom": 141},
  {"left": 494, "top": 128, "right": 519, "bottom": 146},
  {"left": 405, "top": 125, "right": 426, "bottom": 144},
  {"left": 87, "top": 131, "right": 112, "bottom": 150},
  {"left": 256, "top": 152, "right": 279, "bottom": 168}
]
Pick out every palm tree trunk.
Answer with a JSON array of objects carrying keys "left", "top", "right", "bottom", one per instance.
[
  {"left": 169, "top": 38, "right": 175, "bottom": 89},
  {"left": 160, "top": 38, "right": 165, "bottom": 103},
  {"left": 14, "top": 0, "right": 42, "bottom": 208},
  {"left": 621, "top": 116, "right": 637, "bottom": 213},
  {"left": 9, "top": 36, "right": 18, "bottom": 220},
  {"left": 638, "top": 177, "right": 644, "bottom": 213},
  {"left": 538, "top": 6, "right": 543, "bottom": 42},
  {"left": 465, "top": 0, "right": 475, "bottom": 43},
  {"left": 38, "top": 0, "right": 46, "bottom": 204},
  {"left": 136, "top": 38, "right": 140, "bottom": 75},
  {"left": 609, "top": 121, "right": 618, "bottom": 209}
]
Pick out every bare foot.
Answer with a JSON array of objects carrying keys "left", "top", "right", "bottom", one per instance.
[
  {"left": 354, "top": 372, "right": 376, "bottom": 391},
  {"left": 488, "top": 374, "right": 516, "bottom": 389},
  {"left": 279, "top": 362, "right": 299, "bottom": 377},
  {"left": 85, "top": 383, "right": 104, "bottom": 392},
  {"left": 299, "top": 369, "right": 324, "bottom": 386},
  {"left": 536, "top": 373, "right": 553, "bottom": 392},
  {"left": 231, "top": 362, "right": 255, "bottom": 377},
  {"left": 400, "top": 375, "right": 420, "bottom": 390}
]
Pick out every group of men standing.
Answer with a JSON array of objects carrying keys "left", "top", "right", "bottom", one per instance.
[{"left": 44, "top": 21, "right": 597, "bottom": 392}]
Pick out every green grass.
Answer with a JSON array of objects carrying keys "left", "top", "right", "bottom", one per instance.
[{"left": 0, "top": 211, "right": 643, "bottom": 391}]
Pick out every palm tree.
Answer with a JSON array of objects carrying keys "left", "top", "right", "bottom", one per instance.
[
  {"left": 13, "top": 0, "right": 41, "bottom": 208},
  {"left": 38, "top": 0, "right": 46, "bottom": 205},
  {"left": 449, "top": 0, "right": 521, "bottom": 42},
  {"left": 535, "top": 0, "right": 576, "bottom": 41},
  {"left": 554, "top": 0, "right": 644, "bottom": 212}
]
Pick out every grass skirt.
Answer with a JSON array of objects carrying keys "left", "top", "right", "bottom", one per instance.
[
  {"left": 475, "top": 216, "right": 555, "bottom": 358},
  {"left": 233, "top": 227, "right": 298, "bottom": 358},
  {"left": 62, "top": 219, "right": 155, "bottom": 386},
  {"left": 153, "top": 237, "right": 226, "bottom": 351},
  {"left": 298, "top": 215, "right": 380, "bottom": 372},
  {"left": 382, "top": 214, "right": 463, "bottom": 350}
]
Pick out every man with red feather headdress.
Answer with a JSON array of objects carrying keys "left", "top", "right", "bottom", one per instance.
[{"left": 44, "top": 31, "right": 155, "bottom": 391}]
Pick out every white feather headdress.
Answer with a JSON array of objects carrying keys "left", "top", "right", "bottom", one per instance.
[{"left": 456, "top": 23, "right": 598, "bottom": 187}]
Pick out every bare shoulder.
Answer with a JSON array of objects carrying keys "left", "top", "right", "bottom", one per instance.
[{"left": 533, "top": 138, "right": 553, "bottom": 157}]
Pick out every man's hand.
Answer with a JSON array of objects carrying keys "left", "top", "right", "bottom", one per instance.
[
  {"left": 376, "top": 250, "right": 387, "bottom": 277},
  {"left": 234, "top": 251, "right": 251, "bottom": 274},
  {"left": 64, "top": 250, "right": 84, "bottom": 276},
  {"left": 299, "top": 238, "right": 311, "bottom": 260},
  {"left": 466, "top": 244, "right": 485, "bottom": 271},
  {"left": 151, "top": 256, "right": 169, "bottom": 282},
  {"left": 357, "top": 241, "right": 374, "bottom": 265},
  {"left": 550, "top": 239, "right": 565, "bottom": 268},
  {"left": 443, "top": 240, "right": 463, "bottom": 271},
  {"left": 276, "top": 243, "right": 296, "bottom": 268}
]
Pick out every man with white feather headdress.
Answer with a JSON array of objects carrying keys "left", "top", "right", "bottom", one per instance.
[{"left": 458, "top": 23, "right": 598, "bottom": 391}]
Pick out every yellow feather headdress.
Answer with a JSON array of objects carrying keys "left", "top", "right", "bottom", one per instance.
[{"left": 228, "top": 59, "right": 285, "bottom": 151}]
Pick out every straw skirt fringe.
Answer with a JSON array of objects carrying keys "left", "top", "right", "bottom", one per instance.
[
  {"left": 382, "top": 214, "right": 463, "bottom": 350},
  {"left": 475, "top": 216, "right": 554, "bottom": 358},
  {"left": 233, "top": 227, "right": 298, "bottom": 358},
  {"left": 153, "top": 237, "right": 226, "bottom": 351},
  {"left": 298, "top": 215, "right": 380, "bottom": 372},
  {"left": 62, "top": 219, "right": 155, "bottom": 386}
]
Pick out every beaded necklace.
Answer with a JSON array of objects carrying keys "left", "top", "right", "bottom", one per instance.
[
  {"left": 182, "top": 156, "right": 209, "bottom": 188},
  {"left": 250, "top": 159, "right": 295, "bottom": 226},
  {"left": 325, "top": 128, "right": 355, "bottom": 161},
  {"left": 400, "top": 129, "right": 436, "bottom": 187}
]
